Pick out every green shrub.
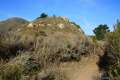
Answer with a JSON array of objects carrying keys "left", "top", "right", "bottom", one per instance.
[
  {"left": 71, "top": 22, "right": 80, "bottom": 29},
  {"left": 24, "top": 57, "right": 41, "bottom": 74},
  {"left": 101, "top": 20, "right": 120, "bottom": 79}
]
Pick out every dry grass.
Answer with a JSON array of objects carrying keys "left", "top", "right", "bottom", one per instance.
[
  {"left": 0, "top": 17, "right": 98, "bottom": 80},
  {"left": 0, "top": 63, "right": 23, "bottom": 80}
]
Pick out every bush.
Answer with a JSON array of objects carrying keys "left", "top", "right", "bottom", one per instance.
[
  {"left": 0, "top": 31, "right": 34, "bottom": 60},
  {"left": 35, "top": 68, "right": 68, "bottom": 80},
  {"left": 99, "top": 20, "right": 120, "bottom": 79},
  {"left": 0, "top": 64, "right": 23, "bottom": 80},
  {"left": 71, "top": 22, "right": 80, "bottom": 29},
  {"left": 24, "top": 57, "right": 41, "bottom": 74}
]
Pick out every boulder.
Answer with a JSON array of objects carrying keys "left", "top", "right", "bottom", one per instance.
[
  {"left": 57, "top": 23, "right": 65, "bottom": 29},
  {"left": 27, "top": 23, "right": 33, "bottom": 28}
]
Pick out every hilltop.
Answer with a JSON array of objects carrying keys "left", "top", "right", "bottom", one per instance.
[{"left": 0, "top": 17, "right": 29, "bottom": 31}]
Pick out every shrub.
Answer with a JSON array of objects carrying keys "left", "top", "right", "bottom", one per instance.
[
  {"left": 71, "top": 22, "right": 80, "bottom": 29},
  {"left": 99, "top": 20, "right": 120, "bottom": 79},
  {"left": 35, "top": 68, "right": 68, "bottom": 80},
  {"left": 32, "top": 31, "right": 92, "bottom": 65},
  {"left": 0, "top": 64, "right": 23, "bottom": 80},
  {"left": 0, "top": 31, "right": 35, "bottom": 60},
  {"left": 24, "top": 57, "right": 41, "bottom": 74}
]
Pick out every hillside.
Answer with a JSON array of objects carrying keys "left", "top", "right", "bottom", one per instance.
[
  {"left": 0, "top": 16, "right": 102, "bottom": 80},
  {"left": 0, "top": 17, "right": 29, "bottom": 32}
]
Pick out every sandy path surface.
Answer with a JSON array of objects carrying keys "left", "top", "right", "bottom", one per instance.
[{"left": 60, "top": 55, "right": 101, "bottom": 80}]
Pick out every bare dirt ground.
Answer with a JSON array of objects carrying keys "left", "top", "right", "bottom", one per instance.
[{"left": 60, "top": 55, "right": 101, "bottom": 80}]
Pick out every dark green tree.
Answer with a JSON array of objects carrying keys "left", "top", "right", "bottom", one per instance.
[
  {"left": 40, "top": 13, "right": 48, "bottom": 18},
  {"left": 93, "top": 24, "right": 110, "bottom": 40},
  {"left": 37, "top": 13, "right": 48, "bottom": 19}
]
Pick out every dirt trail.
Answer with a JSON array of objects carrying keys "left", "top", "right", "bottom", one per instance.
[{"left": 61, "top": 55, "right": 101, "bottom": 80}]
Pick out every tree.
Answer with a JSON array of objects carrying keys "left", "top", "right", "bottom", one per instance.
[
  {"left": 40, "top": 13, "right": 48, "bottom": 18},
  {"left": 93, "top": 24, "right": 110, "bottom": 40},
  {"left": 37, "top": 13, "right": 48, "bottom": 19}
]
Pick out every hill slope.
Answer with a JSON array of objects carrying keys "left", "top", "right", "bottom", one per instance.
[
  {"left": 0, "top": 17, "right": 29, "bottom": 32},
  {"left": 0, "top": 16, "right": 101, "bottom": 80}
]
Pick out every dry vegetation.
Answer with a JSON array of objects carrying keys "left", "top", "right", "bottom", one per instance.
[
  {"left": 0, "top": 17, "right": 101, "bottom": 80},
  {"left": 0, "top": 17, "right": 29, "bottom": 32}
]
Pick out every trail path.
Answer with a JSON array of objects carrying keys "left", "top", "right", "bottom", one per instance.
[{"left": 61, "top": 55, "right": 101, "bottom": 80}]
